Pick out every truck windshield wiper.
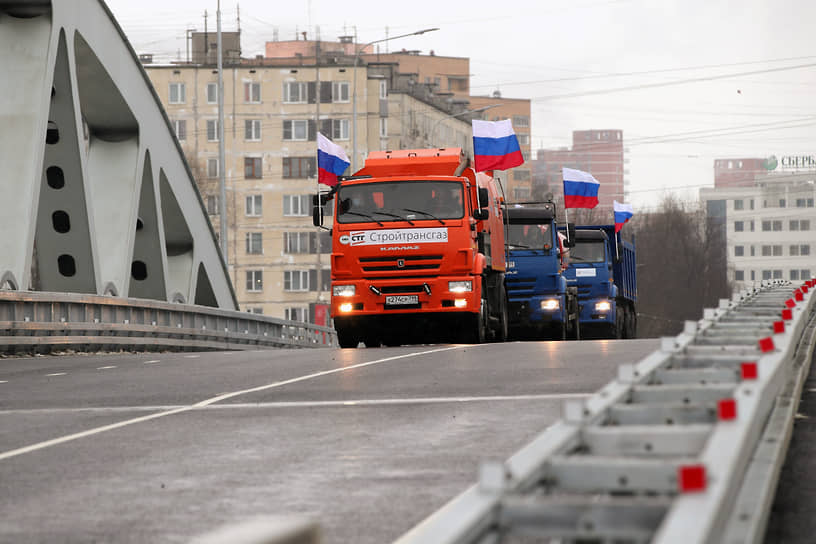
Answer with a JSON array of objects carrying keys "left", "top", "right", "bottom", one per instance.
[
  {"left": 341, "top": 211, "right": 384, "bottom": 226},
  {"left": 373, "top": 210, "right": 415, "bottom": 225},
  {"left": 507, "top": 243, "right": 531, "bottom": 249},
  {"left": 400, "top": 208, "right": 445, "bottom": 225}
]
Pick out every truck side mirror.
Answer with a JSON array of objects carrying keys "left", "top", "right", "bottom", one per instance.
[
  {"left": 472, "top": 208, "right": 489, "bottom": 221},
  {"left": 477, "top": 187, "right": 489, "bottom": 208},
  {"left": 312, "top": 194, "right": 323, "bottom": 227}
]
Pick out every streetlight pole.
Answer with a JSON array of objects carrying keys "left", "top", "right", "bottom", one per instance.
[
  {"left": 430, "top": 103, "right": 501, "bottom": 147},
  {"left": 351, "top": 27, "right": 438, "bottom": 172}
]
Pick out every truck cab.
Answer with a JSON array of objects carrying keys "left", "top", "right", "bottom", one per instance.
[
  {"left": 314, "top": 148, "right": 508, "bottom": 348},
  {"left": 504, "top": 202, "right": 578, "bottom": 340},
  {"left": 562, "top": 226, "right": 637, "bottom": 339}
]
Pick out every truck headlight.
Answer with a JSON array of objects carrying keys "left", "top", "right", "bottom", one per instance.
[
  {"left": 541, "top": 298, "right": 560, "bottom": 311},
  {"left": 595, "top": 300, "right": 612, "bottom": 312},
  {"left": 448, "top": 280, "right": 472, "bottom": 293},
  {"left": 333, "top": 285, "right": 356, "bottom": 297}
]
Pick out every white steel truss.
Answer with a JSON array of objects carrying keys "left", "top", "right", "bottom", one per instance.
[{"left": 0, "top": 0, "right": 236, "bottom": 309}]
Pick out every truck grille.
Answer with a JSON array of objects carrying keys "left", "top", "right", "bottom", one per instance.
[
  {"left": 576, "top": 286, "right": 593, "bottom": 299},
  {"left": 506, "top": 277, "right": 537, "bottom": 297},
  {"left": 359, "top": 254, "right": 443, "bottom": 273}
]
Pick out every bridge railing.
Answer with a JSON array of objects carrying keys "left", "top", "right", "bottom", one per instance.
[
  {"left": 0, "top": 291, "right": 336, "bottom": 353},
  {"left": 395, "top": 280, "right": 816, "bottom": 544}
]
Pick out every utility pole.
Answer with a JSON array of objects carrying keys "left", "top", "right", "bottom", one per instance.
[
  {"left": 216, "top": 0, "right": 227, "bottom": 264},
  {"left": 315, "top": 38, "right": 323, "bottom": 307}
]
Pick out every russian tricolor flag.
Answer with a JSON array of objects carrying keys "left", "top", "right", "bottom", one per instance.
[
  {"left": 613, "top": 200, "right": 634, "bottom": 232},
  {"left": 317, "top": 133, "right": 350, "bottom": 187},
  {"left": 472, "top": 119, "right": 524, "bottom": 172},
  {"left": 562, "top": 167, "right": 600, "bottom": 209}
]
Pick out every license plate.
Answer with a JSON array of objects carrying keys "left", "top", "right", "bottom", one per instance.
[{"left": 385, "top": 295, "right": 419, "bottom": 305}]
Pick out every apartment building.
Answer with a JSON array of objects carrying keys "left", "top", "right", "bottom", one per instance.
[
  {"left": 701, "top": 171, "right": 816, "bottom": 289},
  {"left": 531, "top": 130, "right": 627, "bottom": 213}
]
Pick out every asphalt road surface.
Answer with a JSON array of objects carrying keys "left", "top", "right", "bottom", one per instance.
[{"left": 0, "top": 339, "right": 660, "bottom": 543}]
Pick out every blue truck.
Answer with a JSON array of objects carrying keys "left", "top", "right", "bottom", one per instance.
[
  {"left": 504, "top": 202, "right": 579, "bottom": 340},
  {"left": 561, "top": 225, "right": 637, "bottom": 339}
]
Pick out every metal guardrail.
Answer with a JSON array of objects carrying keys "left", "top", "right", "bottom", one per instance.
[
  {"left": 0, "top": 291, "right": 336, "bottom": 353},
  {"left": 396, "top": 280, "right": 816, "bottom": 543}
]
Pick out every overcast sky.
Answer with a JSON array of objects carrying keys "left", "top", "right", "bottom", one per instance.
[{"left": 106, "top": 0, "right": 816, "bottom": 210}]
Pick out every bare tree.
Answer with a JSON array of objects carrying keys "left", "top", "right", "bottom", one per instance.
[{"left": 632, "top": 195, "right": 731, "bottom": 337}]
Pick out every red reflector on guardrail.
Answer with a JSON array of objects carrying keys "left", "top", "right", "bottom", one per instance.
[
  {"left": 678, "top": 465, "right": 707, "bottom": 492},
  {"left": 804, "top": 285, "right": 810, "bottom": 294},
  {"left": 718, "top": 398, "right": 737, "bottom": 420},
  {"left": 741, "top": 362, "right": 758, "bottom": 380},
  {"left": 795, "top": 290, "right": 804, "bottom": 301},
  {"left": 773, "top": 320, "right": 785, "bottom": 334},
  {"left": 782, "top": 308, "right": 793, "bottom": 321},
  {"left": 759, "top": 337, "right": 775, "bottom": 352},
  {"left": 785, "top": 299, "right": 796, "bottom": 309}
]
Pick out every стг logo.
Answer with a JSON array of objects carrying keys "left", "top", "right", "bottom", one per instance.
[{"left": 339, "top": 234, "right": 350, "bottom": 245}]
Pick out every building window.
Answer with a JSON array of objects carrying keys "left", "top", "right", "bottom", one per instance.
[
  {"left": 379, "top": 80, "right": 387, "bottom": 99},
  {"left": 514, "top": 169, "right": 531, "bottom": 181},
  {"left": 773, "top": 270, "right": 783, "bottom": 279},
  {"left": 802, "top": 269, "right": 812, "bottom": 280},
  {"left": 762, "top": 270, "right": 771, "bottom": 280},
  {"left": 751, "top": 270, "right": 756, "bottom": 280},
  {"left": 791, "top": 219, "right": 811, "bottom": 231},
  {"left": 332, "top": 81, "right": 350, "bottom": 102},
  {"left": 779, "top": 199, "right": 786, "bottom": 208},
  {"left": 750, "top": 199, "right": 755, "bottom": 210},
  {"left": 169, "top": 82, "right": 185, "bottom": 104},
  {"left": 172, "top": 119, "right": 186, "bottom": 141},
  {"left": 245, "top": 232, "right": 263, "bottom": 254},
  {"left": 246, "top": 307, "right": 263, "bottom": 315},
  {"left": 801, "top": 245, "right": 811, "bottom": 256},
  {"left": 321, "top": 118, "right": 349, "bottom": 140},
  {"left": 791, "top": 269, "right": 800, "bottom": 281},
  {"left": 762, "top": 245, "right": 782, "bottom": 257},
  {"left": 245, "top": 195, "right": 262, "bottom": 217},
  {"left": 513, "top": 115, "right": 530, "bottom": 128},
  {"left": 283, "top": 119, "right": 309, "bottom": 141},
  {"left": 207, "top": 158, "right": 219, "bottom": 178},
  {"left": 206, "top": 82, "right": 218, "bottom": 104},
  {"left": 517, "top": 134, "right": 530, "bottom": 146},
  {"left": 734, "top": 221, "right": 744, "bottom": 232},
  {"left": 246, "top": 270, "right": 263, "bottom": 292},
  {"left": 283, "top": 194, "right": 310, "bottom": 216},
  {"left": 762, "top": 245, "right": 772, "bottom": 257},
  {"left": 245, "top": 119, "right": 262, "bottom": 141},
  {"left": 284, "top": 270, "right": 309, "bottom": 292},
  {"left": 762, "top": 220, "right": 782, "bottom": 231},
  {"left": 750, "top": 245, "right": 755, "bottom": 256},
  {"left": 379, "top": 118, "right": 388, "bottom": 138},
  {"left": 244, "top": 157, "right": 262, "bottom": 179},
  {"left": 735, "top": 270, "right": 744, "bottom": 281},
  {"left": 310, "top": 269, "right": 331, "bottom": 292},
  {"left": 734, "top": 245, "right": 744, "bottom": 257},
  {"left": 282, "top": 157, "right": 316, "bottom": 178},
  {"left": 206, "top": 195, "right": 219, "bottom": 215},
  {"left": 513, "top": 186, "right": 531, "bottom": 200},
  {"left": 283, "top": 81, "right": 307, "bottom": 103},
  {"left": 284, "top": 232, "right": 311, "bottom": 254},
  {"left": 244, "top": 81, "right": 261, "bottom": 103},
  {"left": 734, "top": 199, "right": 743, "bottom": 210},
  {"left": 206, "top": 119, "right": 219, "bottom": 141},
  {"left": 790, "top": 245, "right": 799, "bottom": 256},
  {"left": 285, "top": 307, "right": 308, "bottom": 322}
]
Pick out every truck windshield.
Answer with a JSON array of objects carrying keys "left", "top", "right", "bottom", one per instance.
[
  {"left": 506, "top": 222, "right": 552, "bottom": 250},
  {"left": 570, "top": 241, "right": 606, "bottom": 263},
  {"left": 336, "top": 180, "right": 464, "bottom": 224}
]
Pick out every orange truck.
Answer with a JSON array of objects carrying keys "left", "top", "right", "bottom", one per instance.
[{"left": 313, "top": 148, "right": 508, "bottom": 348}]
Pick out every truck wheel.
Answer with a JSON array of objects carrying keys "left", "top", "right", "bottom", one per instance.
[
  {"left": 462, "top": 301, "right": 487, "bottom": 344},
  {"left": 493, "top": 285, "right": 509, "bottom": 343},
  {"left": 614, "top": 309, "right": 624, "bottom": 339},
  {"left": 336, "top": 329, "right": 358, "bottom": 348}
]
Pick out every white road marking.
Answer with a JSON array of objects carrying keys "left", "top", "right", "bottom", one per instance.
[
  {"left": 44, "top": 372, "right": 66, "bottom": 377},
  {"left": 184, "top": 355, "right": 200, "bottom": 359},
  {"left": 0, "top": 393, "right": 590, "bottom": 415},
  {"left": 0, "top": 380, "right": 7, "bottom": 384},
  {"left": 143, "top": 360, "right": 160, "bottom": 364},
  {"left": 96, "top": 366, "right": 117, "bottom": 370},
  {"left": 0, "top": 346, "right": 462, "bottom": 461}
]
